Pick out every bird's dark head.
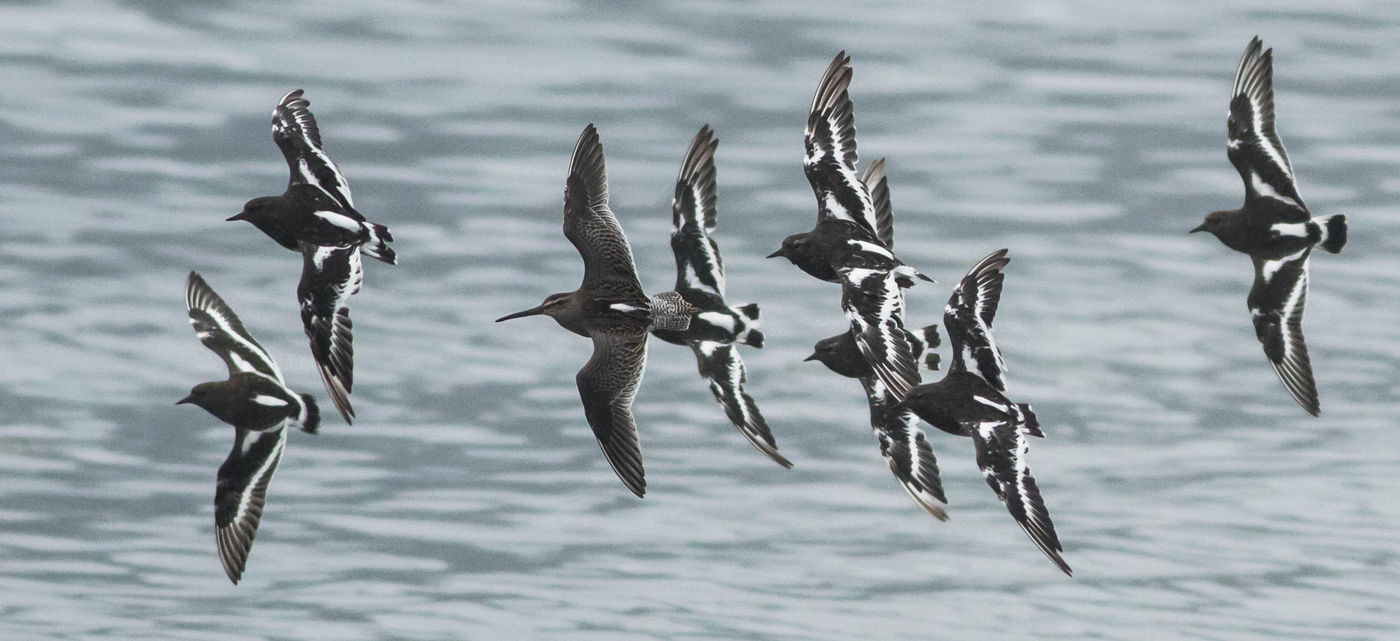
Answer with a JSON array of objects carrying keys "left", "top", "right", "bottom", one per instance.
[
  {"left": 229, "top": 197, "right": 278, "bottom": 224},
  {"left": 497, "top": 292, "right": 573, "bottom": 323},
  {"left": 768, "top": 233, "right": 812, "bottom": 264},
  {"left": 804, "top": 335, "right": 846, "bottom": 370},
  {"left": 1190, "top": 211, "right": 1230, "bottom": 237},
  {"left": 175, "top": 382, "right": 219, "bottom": 411}
]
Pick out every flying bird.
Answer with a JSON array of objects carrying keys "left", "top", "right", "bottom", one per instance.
[
  {"left": 228, "top": 89, "right": 398, "bottom": 424},
  {"left": 1191, "top": 37, "right": 1346, "bottom": 416},
  {"left": 496, "top": 124, "right": 696, "bottom": 498},
  {"left": 649, "top": 126, "right": 790, "bottom": 468},
  {"left": 806, "top": 322, "right": 946, "bottom": 519},
  {"left": 898, "top": 250, "right": 1072, "bottom": 576},
  {"left": 768, "top": 52, "right": 929, "bottom": 401},
  {"left": 178, "top": 272, "right": 320, "bottom": 585}
]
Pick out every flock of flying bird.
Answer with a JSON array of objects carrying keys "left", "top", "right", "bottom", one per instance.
[{"left": 176, "top": 37, "right": 1346, "bottom": 583}]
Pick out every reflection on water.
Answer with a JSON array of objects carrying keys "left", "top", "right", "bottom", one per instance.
[{"left": 2, "top": 1, "right": 1399, "bottom": 639}]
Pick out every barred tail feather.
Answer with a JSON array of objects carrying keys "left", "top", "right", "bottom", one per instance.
[
  {"left": 363, "top": 223, "right": 397, "bottom": 264},
  {"left": 1015, "top": 403, "right": 1043, "bottom": 438}
]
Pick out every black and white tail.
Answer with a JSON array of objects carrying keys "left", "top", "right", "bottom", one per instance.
[
  {"left": 362, "top": 223, "right": 397, "bottom": 264},
  {"left": 1313, "top": 214, "right": 1346, "bottom": 254},
  {"left": 299, "top": 393, "right": 321, "bottom": 435},
  {"left": 1014, "top": 403, "right": 1042, "bottom": 438},
  {"left": 735, "top": 303, "right": 762, "bottom": 348}
]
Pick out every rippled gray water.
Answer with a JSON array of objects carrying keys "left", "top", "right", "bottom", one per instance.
[{"left": 3, "top": 1, "right": 1399, "bottom": 639}]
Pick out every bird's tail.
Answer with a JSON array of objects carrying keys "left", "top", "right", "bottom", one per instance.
[
  {"left": 299, "top": 394, "right": 321, "bottom": 435},
  {"left": 916, "top": 324, "right": 941, "bottom": 371},
  {"left": 362, "top": 223, "right": 397, "bottom": 264},
  {"left": 735, "top": 303, "right": 763, "bottom": 348},
  {"left": 1312, "top": 214, "right": 1347, "bottom": 254},
  {"left": 647, "top": 291, "right": 694, "bottom": 332},
  {"left": 1014, "top": 403, "right": 1042, "bottom": 438}
]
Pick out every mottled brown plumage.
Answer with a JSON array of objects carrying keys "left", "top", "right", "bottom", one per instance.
[{"left": 497, "top": 124, "right": 695, "bottom": 497}]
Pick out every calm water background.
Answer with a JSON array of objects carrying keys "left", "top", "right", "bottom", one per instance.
[{"left": 2, "top": 1, "right": 1398, "bottom": 639}]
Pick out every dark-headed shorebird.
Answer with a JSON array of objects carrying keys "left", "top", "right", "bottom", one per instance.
[
  {"left": 649, "top": 126, "right": 791, "bottom": 468},
  {"left": 496, "top": 124, "right": 695, "bottom": 498},
  {"left": 228, "top": 89, "right": 398, "bottom": 424},
  {"left": 1191, "top": 37, "right": 1346, "bottom": 416},
  {"left": 806, "top": 322, "right": 947, "bottom": 519},
  {"left": 899, "top": 250, "right": 1072, "bottom": 576},
  {"left": 768, "top": 52, "right": 929, "bottom": 401},
  {"left": 178, "top": 272, "right": 320, "bottom": 585}
]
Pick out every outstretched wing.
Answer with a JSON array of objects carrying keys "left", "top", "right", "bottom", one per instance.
[
  {"left": 859, "top": 376, "right": 946, "bottom": 520},
  {"left": 214, "top": 425, "right": 288, "bottom": 584},
  {"left": 186, "top": 272, "right": 284, "bottom": 384},
  {"left": 971, "top": 418, "right": 1072, "bottom": 576},
  {"left": 577, "top": 330, "right": 649, "bottom": 497},
  {"left": 1249, "top": 251, "right": 1319, "bottom": 415},
  {"left": 298, "top": 243, "right": 362, "bottom": 424},
  {"left": 804, "top": 51, "right": 880, "bottom": 240},
  {"left": 944, "top": 249, "right": 1011, "bottom": 391},
  {"left": 839, "top": 254, "right": 920, "bottom": 402},
  {"left": 563, "top": 124, "right": 644, "bottom": 297},
  {"left": 858, "top": 157, "right": 894, "bottom": 249},
  {"left": 272, "top": 89, "right": 357, "bottom": 214},
  {"left": 692, "top": 341, "right": 791, "bottom": 468},
  {"left": 1228, "top": 37, "right": 1307, "bottom": 216},
  {"left": 670, "top": 125, "right": 726, "bottom": 298}
]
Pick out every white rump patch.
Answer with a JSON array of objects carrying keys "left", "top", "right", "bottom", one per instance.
[
  {"left": 1270, "top": 222, "right": 1309, "bottom": 239},
  {"left": 697, "top": 311, "right": 736, "bottom": 332},
  {"left": 313, "top": 210, "right": 363, "bottom": 233},
  {"left": 252, "top": 394, "right": 288, "bottom": 407}
]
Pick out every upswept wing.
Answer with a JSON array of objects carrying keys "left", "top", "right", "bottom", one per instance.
[
  {"left": 272, "top": 89, "right": 357, "bottom": 214},
  {"left": 298, "top": 242, "right": 362, "bottom": 424},
  {"left": 577, "top": 330, "right": 649, "bottom": 497},
  {"left": 858, "top": 157, "right": 895, "bottom": 249},
  {"left": 971, "top": 418, "right": 1072, "bottom": 576},
  {"left": 564, "top": 125, "right": 644, "bottom": 297},
  {"left": 804, "top": 51, "right": 880, "bottom": 240},
  {"left": 186, "top": 272, "right": 284, "bottom": 384},
  {"left": 670, "top": 125, "right": 726, "bottom": 297},
  {"left": 839, "top": 252, "right": 921, "bottom": 402},
  {"left": 214, "top": 424, "right": 288, "bottom": 584},
  {"left": 944, "top": 249, "right": 1011, "bottom": 391},
  {"left": 1228, "top": 38, "right": 1307, "bottom": 215},
  {"left": 859, "top": 376, "right": 947, "bottom": 520},
  {"left": 692, "top": 341, "right": 791, "bottom": 468},
  {"left": 1249, "top": 251, "right": 1319, "bottom": 415}
]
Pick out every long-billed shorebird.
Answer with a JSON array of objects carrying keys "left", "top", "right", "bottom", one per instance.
[
  {"left": 1191, "top": 37, "right": 1346, "bottom": 416},
  {"left": 497, "top": 124, "right": 694, "bottom": 498},
  {"left": 228, "top": 89, "right": 397, "bottom": 424},
  {"left": 767, "top": 51, "right": 927, "bottom": 402},
  {"left": 898, "top": 250, "right": 1072, "bottom": 576},
  {"left": 649, "top": 126, "right": 790, "bottom": 468},
  {"left": 178, "top": 272, "right": 320, "bottom": 585}
]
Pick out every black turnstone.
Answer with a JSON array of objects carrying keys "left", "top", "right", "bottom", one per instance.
[
  {"left": 806, "top": 323, "right": 947, "bottom": 519},
  {"left": 496, "top": 124, "right": 696, "bottom": 498},
  {"left": 899, "top": 250, "right": 1072, "bottom": 576},
  {"left": 228, "top": 89, "right": 398, "bottom": 424},
  {"left": 1191, "top": 37, "right": 1347, "bottom": 416},
  {"left": 649, "top": 126, "right": 791, "bottom": 468},
  {"left": 178, "top": 272, "right": 320, "bottom": 585},
  {"left": 767, "top": 52, "right": 929, "bottom": 401}
]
